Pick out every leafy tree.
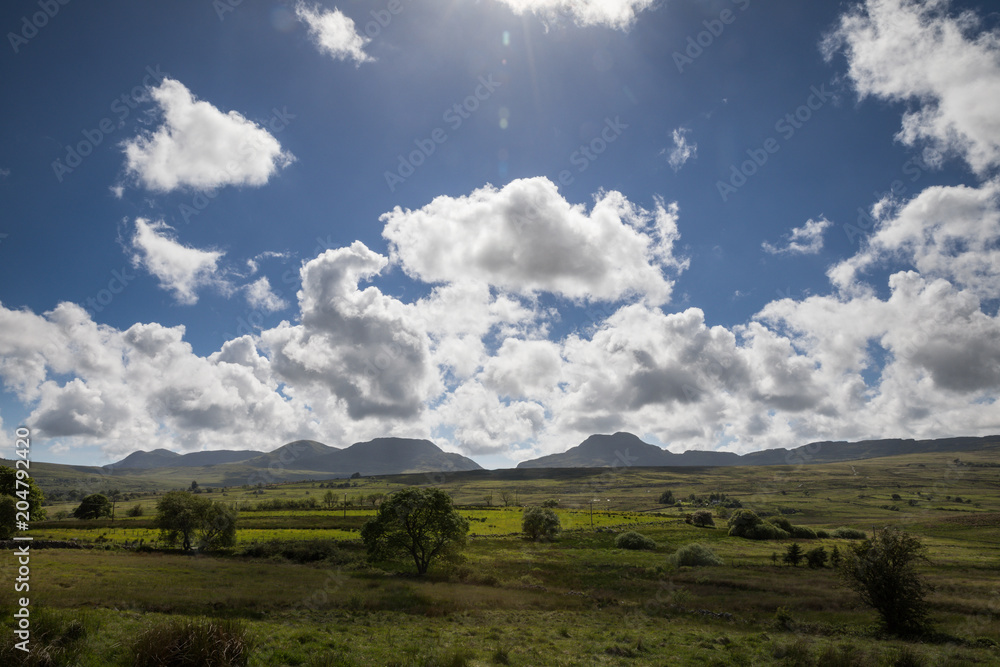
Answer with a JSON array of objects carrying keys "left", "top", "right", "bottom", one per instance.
[
  {"left": 657, "top": 490, "right": 675, "bottom": 505},
  {"left": 127, "top": 503, "right": 144, "bottom": 517},
  {"left": 0, "top": 466, "right": 46, "bottom": 538},
  {"left": 806, "top": 546, "right": 829, "bottom": 569},
  {"left": 156, "top": 491, "right": 238, "bottom": 551},
  {"left": 839, "top": 526, "right": 932, "bottom": 636},
  {"left": 323, "top": 490, "right": 336, "bottom": 509},
  {"left": 690, "top": 510, "right": 715, "bottom": 528},
  {"left": 73, "top": 493, "right": 112, "bottom": 520},
  {"left": 360, "top": 488, "right": 469, "bottom": 575},
  {"left": 783, "top": 543, "right": 804, "bottom": 567},
  {"left": 522, "top": 507, "right": 561, "bottom": 541}
]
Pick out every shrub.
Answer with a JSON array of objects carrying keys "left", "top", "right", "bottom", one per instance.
[
  {"left": 728, "top": 509, "right": 788, "bottom": 540},
  {"left": 126, "top": 504, "right": 144, "bottom": 517},
  {"left": 669, "top": 543, "right": 723, "bottom": 567},
  {"left": 522, "top": 507, "right": 561, "bottom": 541},
  {"left": 615, "top": 531, "right": 656, "bottom": 550},
  {"left": 805, "top": 546, "right": 828, "bottom": 568},
  {"left": 130, "top": 617, "right": 253, "bottom": 666},
  {"left": 541, "top": 499, "right": 559, "bottom": 508},
  {"left": 790, "top": 525, "right": 817, "bottom": 539},
  {"left": 815, "top": 529, "right": 829, "bottom": 538},
  {"left": 690, "top": 510, "right": 715, "bottom": 528},
  {"left": 771, "top": 516, "right": 794, "bottom": 532},
  {"left": 657, "top": 490, "right": 675, "bottom": 505},
  {"left": 833, "top": 527, "right": 867, "bottom": 540}
]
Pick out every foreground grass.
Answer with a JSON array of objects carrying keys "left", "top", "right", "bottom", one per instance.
[
  {"left": 7, "top": 448, "right": 1000, "bottom": 665},
  {"left": 2, "top": 604, "right": 996, "bottom": 666}
]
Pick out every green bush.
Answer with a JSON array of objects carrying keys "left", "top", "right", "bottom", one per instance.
[
  {"left": 126, "top": 503, "right": 144, "bottom": 517},
  {"left": 790, "top": 525, "right": 817, "bottom": 539},
  {"left": 728, "top": 510, "right": 790, "bottom": 540},
  {"left": 833, "top": 527, "right": 867, "bottom": 540},
  {"left": 690, "top": 510, "right": 715, "bottom": 528},
  {"left": 541, "top": 499, "right": 559, "bottom": 508},
  {"left": 522, "top": 507, "right": 561, "bottom": 541},
  {"left": 669, "top": 543, "right": 723, "bottom": 567},
  {"left": 806, "top": 546, "right": 829, "bottom": 568},
  {"left": 131, "top": 617, "right": 253, "bottom": 667},
  {"left": 770, "top": 516, "right": 817, "bottom": 539},
  {"left": 615, "top": 531, "right": 656, "bottom": 550},
  {"left": 771, "top": 516, "right": 794, "bottom": 532},
  {"left": 238, "top": 540, "right": 358, "bottom": 564}
]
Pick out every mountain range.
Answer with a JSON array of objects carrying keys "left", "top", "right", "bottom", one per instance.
[
  {"left": 515, "top": 432, "right": 1000, "bottom": 468},
  {"left": 100, "top": 432, "right": 1000, "bottom": 480},
  {"left": 105, "top": 437, "right": 483, "bottom": 477}
]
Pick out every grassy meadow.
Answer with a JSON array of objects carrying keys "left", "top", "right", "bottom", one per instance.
[{"left": 4, "top": 446, "right": 1000, "bottom": 665}]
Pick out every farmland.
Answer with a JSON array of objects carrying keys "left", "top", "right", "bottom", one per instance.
[{"left": 3, "top": 446, "right": 1000, "bottom": 665}]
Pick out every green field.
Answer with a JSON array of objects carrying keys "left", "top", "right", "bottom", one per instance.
[{"left": 4, "top": 448, "right": 1000, "bottom": 665}]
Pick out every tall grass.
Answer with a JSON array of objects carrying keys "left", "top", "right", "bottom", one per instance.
[{"left": 130, "top": 617, "right": 253, "bottom": 666}]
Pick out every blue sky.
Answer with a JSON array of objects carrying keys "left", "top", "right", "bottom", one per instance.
[{"left": 1, "top": 0, "right": 998, "bottom": 468}]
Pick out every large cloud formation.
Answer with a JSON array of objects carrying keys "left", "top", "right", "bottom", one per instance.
[{"left": 5, "top": 0, "right": 1000, "bottom": 462}]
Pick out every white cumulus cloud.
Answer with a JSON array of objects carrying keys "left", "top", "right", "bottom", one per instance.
[
  {"left": 824, "top": 0, "right": 1000, "bottom": 175},
  {"left": 296, "top": 3, "right": 373, "bottom": 65},
  {"left": 122, "top": 78, "right": 295, "bottom": 192},
  {"left": 244, "top": 277, "right": 289, "bottom": 313},
  {"left": 381, "top": 177, "right": 686, "bottom": 305},
  {"left": 763, "top": 217, "right": 832, "bottom": 255},
  {"left": 829, "top": 180, "right": 1000, "bottom": 297},
  {"left": 128, "top": 218, "right": 226, "bottom": 305}
]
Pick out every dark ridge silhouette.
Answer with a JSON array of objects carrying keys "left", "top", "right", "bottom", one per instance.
[
  {"left": 103, "top": 437, "right": 482, "bottom": 476},
  {"left": 516, "top": 432, "right": 1000, "bottom": 468}
]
